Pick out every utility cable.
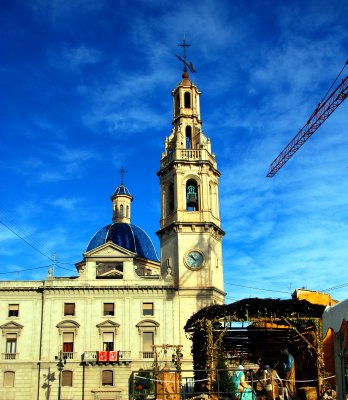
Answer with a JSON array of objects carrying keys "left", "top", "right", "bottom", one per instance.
[
  {"left": 225, "top": 282, "right": 290, "bottom": 294},
  {"left": 0, "top": 265, "right": 51, "bottom": 275},
  {"left": 320, "top": 282, "right": 348, "bottom": 292},
  {"left": 0, "top": 216, "right": 76, "bottom": 267},
  {"left": 0, "top": 219, "right": 54, "bottom": 262}
]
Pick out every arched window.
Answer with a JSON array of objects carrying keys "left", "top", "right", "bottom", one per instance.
[
  {"left": 186, "top": 180, "right": 199, "bottom": 211},
  {"left": 126, "top": 205, "right": 129, "bottom": 218},
  {"left": 3, "top": 371, "right": 15, "bottom": 388},
  {"left": 184, "top": 92, "right": 191, "bottom": 108},
  {"left": 168, "top": 184, "right": 174, "bottom": 213},
  {"left": 185, "top": 126, "right": 192, "bottom": 149},
  {"left": 102, "top": 370, "right": 113, "bottom": 386},
  {"left": 120, "top": 205, "right": 124, "bottom": 218},
  {"left": 175, "top": 93, "right": 180, "bottom": 114},
  {"left": 62, "top": 370, "right": 73, "bottom": 387}
]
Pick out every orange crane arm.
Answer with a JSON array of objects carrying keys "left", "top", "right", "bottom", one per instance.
[{"left": 267, "top": 73, "right": 348, "bottom": 178}]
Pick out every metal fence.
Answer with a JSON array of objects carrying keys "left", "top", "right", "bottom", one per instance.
[{"left": 130, "top": 368, "right": 270, "bottom": 400}]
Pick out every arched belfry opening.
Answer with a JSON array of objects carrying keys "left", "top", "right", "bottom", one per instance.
[
  {"left": 185, "top": 126, "right": 192, "bottom": 149},
  {"left": 186, "top": 180, "right": 199, "bottom": 211},
  {"left": 168, "top": 183, "right": 174, "bottom": 214},
  {"left": 175, "top": 93, "right": 180, "bottom": 115},
  {"left": 184, "top": 91, "right": 191, "bottom": 108}
]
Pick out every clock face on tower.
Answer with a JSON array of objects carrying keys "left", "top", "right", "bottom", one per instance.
[{"left": 184, "top": 250, "right": 204, "bottom": 270}]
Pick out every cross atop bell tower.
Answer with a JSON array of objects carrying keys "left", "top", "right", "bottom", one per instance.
[
  {"left": 156, "top": 47, "right": 225, "bottom": 305},
  {"left": 176, "top": 38, "right": 196, "bottom": 74}
]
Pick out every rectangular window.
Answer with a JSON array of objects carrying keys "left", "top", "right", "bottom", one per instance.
[
  {"left": 142, "top": 303, "right": 154, "bottom": 316},
  {"left": 62, "top": 370, "right": 73, "bottom": 386},
  {"left": 6, "top": 334, "right": 17, "bottom": 354},
  {"left": 102, "top": 370, "right": 113, "bottom": 386},
  {"left": 64, "top": 303, "right": 75, "bottom": 316},
  {"left": 103, "top": 303, "right": 115, "bottom": 316},
  {"left": 142, "top": 332, "right": 154, "bottom": 358},
  {"left": 103, "top": 332, "right": 114, "bottom": 351},
  {"left": 63, "top": 333, "right": 74, "bottom": 354},
  {"left": 8, "top": 304, "right": 19, "bottom": 317}
]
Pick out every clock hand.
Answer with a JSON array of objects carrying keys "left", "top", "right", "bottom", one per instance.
[{"left": 190, "top": 254, "right": 197, "bottom": 261}]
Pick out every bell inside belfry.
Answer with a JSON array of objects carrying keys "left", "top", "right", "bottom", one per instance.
[{"left": 186, "top": 184, "right": 198, "bottom": 209}]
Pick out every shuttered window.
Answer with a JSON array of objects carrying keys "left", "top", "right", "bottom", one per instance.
[
  {"left": 3, "top": 371, "right": 15, "bottom": 387},
  {"left": 103, "top": 332, "right": 114, "bottom": 351},
  {"left": 62, "top": 370, "right": 73, "bottom": 386},
  {"left": 63, "top": 333, "right": 74, "bottom": 353},
  {"left": 142, "top": 303, "right": 154, "bottom": 316},
  {"left": 64, "top": 303, "right": 75, "bottom": 316},
  {"left": 8, "top": 304, "right": 19, "bottom": 317},
  {"left": 102, "top": 370, "right": 113, "bottom": 386},
  {"left": 103, "top": 303, "right": 114, "bottom": 316},
  {"left": 6, "top": 334, "right": 17, "bottom": 353},
  {"left": 143, "top": 332, "right": 154, "bottom": 352}
]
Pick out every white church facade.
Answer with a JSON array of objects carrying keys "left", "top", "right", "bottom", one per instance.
[{"left": 0, "top": 60, "right": 225, "bottom": 400}]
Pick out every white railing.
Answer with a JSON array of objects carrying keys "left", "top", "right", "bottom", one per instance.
[
  {"left": 160, "top": 148, "right": 216, "bottom": 169},
  {"left": 141, "top": 351, "right": 154, "bottom": 359},
  {"left": 62, "top": 351, "right": 75, "bottom": 360},
  {"left": 83, "top": 351, "right": 97, "bottom": 362},
  {"left": 118, "top": 351, "right": 131, "bottom": 361}
]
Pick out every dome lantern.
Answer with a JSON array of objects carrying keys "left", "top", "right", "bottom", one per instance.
[{"left": 111, "top": 168, "right": 133, "bottom": 224}]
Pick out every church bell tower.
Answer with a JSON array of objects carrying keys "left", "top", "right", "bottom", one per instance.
[{"left": 157, "top": 42, "right": 225, "bottom": 307}]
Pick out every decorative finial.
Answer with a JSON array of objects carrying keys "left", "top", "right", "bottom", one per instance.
[
  {"left": 119, "top": 167, "right": 127, "bottom": 185},
  {"left": 176, "top": 38, "right": 196, "bottom": 73}
]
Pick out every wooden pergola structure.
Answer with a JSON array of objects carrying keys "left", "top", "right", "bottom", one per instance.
[{"left": 184, "top": 298, "right": 327, "bottom": 397}]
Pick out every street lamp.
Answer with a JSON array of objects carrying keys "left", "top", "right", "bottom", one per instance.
[{"left": 55, "top": 351, "right": 67, "bottom": 400}]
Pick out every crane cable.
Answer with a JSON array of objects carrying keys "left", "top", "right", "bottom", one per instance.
[{"left": 320, "top": 59, "right": 348, "bottom": 105}]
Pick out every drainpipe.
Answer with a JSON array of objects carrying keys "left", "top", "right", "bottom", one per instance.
[
  {"left": 82, "top": 363, "right": 85, "bottom": 400},
  {"left": 37, "top": 283, "right": 45, "bottom": 400}
]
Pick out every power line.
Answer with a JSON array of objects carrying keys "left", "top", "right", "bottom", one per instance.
[
  {"left": 0, "top": 265, "right": 51, "bottom": 275},
  {"left": 0, "top": 219, "right": 54, "bottom": 262},
  {"left": 0, "top": 263, "right": 76, "bottom": 276},
  {"left": 225, "top": 281, "right": 291, "bottom": 294},
  {"left": 55, "top": 264, "right": 76, "bottom": 272},
  {"left": 0, "top": 217, "right": 76, "bottom": 266},
  {"left": 0, "top": 207, "right": 54, "bottom": 257},
  {"left": 320, "top": 282, "right": 348, "bottom": 292}
]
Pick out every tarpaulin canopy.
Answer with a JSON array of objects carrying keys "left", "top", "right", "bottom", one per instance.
[{"left": 322, "top": 298, "right": 348, "bottom": 336}]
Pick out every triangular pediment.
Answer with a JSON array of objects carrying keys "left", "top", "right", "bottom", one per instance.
[
  {"left": 96, "top": 320, "right": 120, "bottom": 329},
  {"left": 0, "top": 321, "right": 24, "bottom": 331},
  {"left": 84, "top": 242, "right": 136, "bottom": 258}
]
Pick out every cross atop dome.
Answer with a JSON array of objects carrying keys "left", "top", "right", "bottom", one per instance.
[{"left": 119, "top": 166, "right": 127, "bottom": 185}]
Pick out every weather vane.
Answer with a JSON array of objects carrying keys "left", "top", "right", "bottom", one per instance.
[
  {"left": 119, "top": 166, "right": 127, "bottom": 185},
  {"left": 176, "top": 38, "right": 196, "bottom": 73}
]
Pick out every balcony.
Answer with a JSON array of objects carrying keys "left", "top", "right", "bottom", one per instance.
[
  {"left": 141, "top": 351, "right": 154, "bottom": 359},
  {"left": 82, "top": 350, "right": 132, "bottom": 366},
  {"left": 160, "top": 148, "right": 216, "bottom": 170},
  {"left": 62, "top": 351, "right": 75, "bottom": 360},
  {"left": 2, "top": 352, "right": 18, "bottom": 360}
]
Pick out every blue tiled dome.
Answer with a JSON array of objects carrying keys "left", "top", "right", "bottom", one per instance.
[
  {"left": 86, "top": 223, "right": 159, "bottom": 262},
  {"left": 113, "top": 184, "right": 132, "bottom": 197}
]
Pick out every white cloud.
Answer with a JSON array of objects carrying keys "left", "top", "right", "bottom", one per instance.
[{"left": 48, "top": 197, "right": 80, "bottom": 211}]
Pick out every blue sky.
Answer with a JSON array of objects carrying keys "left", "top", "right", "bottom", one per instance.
[{"left": 1, "top": 0, "right": 348, "bottom": 302}]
